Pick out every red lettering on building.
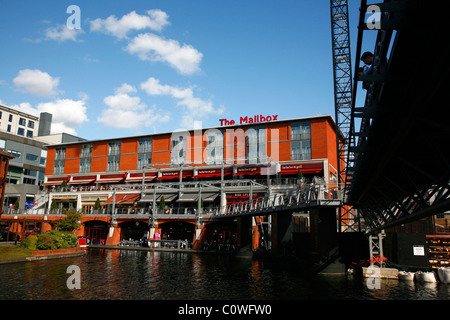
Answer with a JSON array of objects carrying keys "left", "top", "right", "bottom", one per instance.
[{"left": 220, "top": 115, "right": 279, "bottom": 126}]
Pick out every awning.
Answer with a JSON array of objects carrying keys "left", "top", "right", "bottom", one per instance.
[
  {"left": 105, "top": 193, "right": 141, "bottom": 204},
  {"left": 139, "top": 193, "right": 178, "bottom": 203},
  {"left": 68, "top": 176, "right": 96, "bottom": 185},
  {"left": 157, "top": 171, "right": 193, "bottom": 180},
  {"left": 280, "top": 162, "right": 323, "bottom": 175},
  {"left": 96, "top": 174, "right": 126, "bottom": 184},
  {"left": 157, "top": 193, "right": 178, "bottom": 202},
  {"left": 201, "top": 193, "right": 219, "bottom": 202},
  {"left": 192, "top": 168, "right": 233, "bottom": 179},
  {"left": 43, "top": 177, "right": 70, "bottom": 186},
  {"left": 177, "top": 193, "right": 199, "bottom": 202},
  {"left": 125, "top": 172, "right": 157, "bottom": 183},
  {"left": 234, "top": 167, "right": 261, "bottom": 176}
]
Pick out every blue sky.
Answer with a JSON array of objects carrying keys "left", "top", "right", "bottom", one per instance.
[{"left": 0, "top": 0, "right": 374, "bottom": 140}]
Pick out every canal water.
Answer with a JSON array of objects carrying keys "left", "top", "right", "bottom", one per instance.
[{"left": 0, "top": 248, "right": 449, "bottom": 303}]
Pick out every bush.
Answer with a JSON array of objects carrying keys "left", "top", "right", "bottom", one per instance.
[
  {"left": 20, "top": 235, "right": 38, "bottom": 250},
  {"left": 21, "top": 230, "right": 78, "bottom": 250},
  {"left": 36, "top": 234, "right": 57, "bottom": 250}
]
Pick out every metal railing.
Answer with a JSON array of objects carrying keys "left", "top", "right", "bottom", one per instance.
[{"left": 3, "top": 182, "right": 343, "bottom": 217}]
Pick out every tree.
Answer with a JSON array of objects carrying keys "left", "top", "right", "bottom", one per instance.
[
  {"left": 94, "top": 198, "right": 101, "bottom": 210},
  {"left": 159, "top": 196, "right": 165, "bottom": 210},
  {"left": 58, "top": 209, "right": 82, "bottom": 232}
]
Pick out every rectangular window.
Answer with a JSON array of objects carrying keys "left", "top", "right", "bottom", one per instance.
[
  {"left": 79, "top": 158, "right": 91, "bottom": 173},
  {"left": 28, "top": 120, "right": 35, "bottom": 128},
  {"left": 137, "top": 138, "right": 152, "bottom": 169},
  {"left": 53, "top": 147, "right": 66, "bottom": 175},
  {"left": 107, "top": 141, "right": 121, "bottom": 172},
  {"left": 247, "top": 126, "right": 266, "bottom": 164},
  {"left": 17, "top": 128, "right": 25, "bottom": 136},
  {"left": 26, "top": 130, "right": 33, "bottom": 138},
  {"left": 8, "top": 114, "right": 13, "bottom": 122},
  {"left": 108, "top": 141, "right": 121, "bottom": 156},
  {"left": 19, "top": 118, "right": 26, "bottom": 126},
  {"left": 206, "top": 129, "right": 224, "bottom": 165},
  {"left": 26, "top": 153, "right": 39, "bottom": 161},
  {"left": 290, "top": 122, "right": 311, "bottom": 160},
  {"left": 171, "top": 133, "right": 187, "bottom": 166},
  {"left": 79, "top": 144, "right": 93, "bottom": 173},
  {"left": 7, "top": 125, "right": 11, "bottom": 132}
]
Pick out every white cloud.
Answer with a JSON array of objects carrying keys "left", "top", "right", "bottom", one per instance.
[
  {"left": 90, "top": 9, "right": 170, "bottom": 39},
  {"left": 10, "top": 98, "right": 89, "bottom": 136},
  {"left": 126, "top": 33, "right": 203, "bottom": 75},
  {"left": 13, "top": 69, "right": 60, "bottom": 97},
  {"left": 45, "top": 24, "right": 84, "bottom": 42},
  {"left": 98, "top": 83, "right": 170, "bottom": 129},
  {"left": 140, "top": 77, "right": 224, "bottom": 128}
]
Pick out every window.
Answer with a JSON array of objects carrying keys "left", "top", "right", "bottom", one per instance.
[
  {"left": 7, "top": 150, "right": 21, "bottom": 158},
  {"left": 137, "top": 138, "right": 152, "bottom": 169},
  {"left": 26, "top": 130, "right": 33, "bottom": 138},
  {"left": 290, "top": 122, "right": 311, "bottom": 160},
  {"left": 206, "top": 129, "right": 224, "bottom": 165},
  {"left": 17, "top": 128, "right": 25, "bottom": 136},
  {"left": 19, "top": 118, "right": 26, "bottom": 126},
  {"left": 108, "top": 141, "right": 121, "bottom": 156},
  {"left": 171, "top": 133, "right": 187, "bottom": 166},
  {"left": 8, "top": 114, "right": 13, "bottom": 122},
  {"left": 7, "top": 125, "right": 11, "bottom": 132},
  {"left": 80, "top": 144, "right": 93, "bottom": 158},
  {"left": 28, "top": 120, "right": 34, "bottom": 128},
  {"left": 23, "top": 168, "right": 37, "bottom": 177},
  {"left": 79, "top": 144, "right": 92, "bottom": 173},
  {"left": 26, "top": 153, "right": 39, "bottom": 161},
  {"left": 54, "top": 147, "right": 66, "bottom": 175},
  {"left": 247, "top": 127, "right": 266, "bottom": 164},
  {"left": 79, "top": 158, "right": 91, "bottom": 173},
  {"left": 107, "top": 141, "right": 121, "bottom": 171}
]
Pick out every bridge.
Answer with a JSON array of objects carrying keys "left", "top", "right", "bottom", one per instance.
[{"left": 345, "top": 0, "right": 450, "bottom": 234}]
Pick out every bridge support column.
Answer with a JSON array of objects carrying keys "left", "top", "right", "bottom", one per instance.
[
  {"left": 271, "top": 212, "right": 293, "bottom": 255},
  {"left": 309, "top": 207, "right": 339, "bottom": 262}
]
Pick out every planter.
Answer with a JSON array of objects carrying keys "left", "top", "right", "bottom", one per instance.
[{"left": 32, "top": 247, "right": 82, "bottom": 256}]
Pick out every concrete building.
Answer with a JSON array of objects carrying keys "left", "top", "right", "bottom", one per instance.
[{"left": 0, "top": 103, "right": 85, "bottom": 210}]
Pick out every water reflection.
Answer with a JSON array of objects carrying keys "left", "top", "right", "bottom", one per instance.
[{"left": 0, "top": 248, "right": 449, "bottom": 300}]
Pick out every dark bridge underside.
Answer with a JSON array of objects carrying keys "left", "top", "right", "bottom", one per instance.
[{"left": 345, "top": 0, "right": 450, "bottom": 232}]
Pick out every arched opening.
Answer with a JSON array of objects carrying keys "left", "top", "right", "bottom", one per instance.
[
  {"left": 119, "top": 220, "right": 149, "bottom": 241},
  {"left": 160, "top": 221, "right": 195, "bottom": 242},
  {"left": 83, "top": 220, "right": 108, "bottom": 243}
]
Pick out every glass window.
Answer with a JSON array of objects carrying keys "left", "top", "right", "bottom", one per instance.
[
  {"left": 290, "top": 122, "right": 311, "bottom": 160},
  {"left": 206, "top": 129, "right": 223, "bottom": 165},
  {"left": 247, "top": 127, "right": 266, "bottom": 164}
]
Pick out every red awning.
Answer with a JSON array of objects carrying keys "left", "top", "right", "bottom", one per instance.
[
  {"left": 280, "top": 162, "right": 323, "bottom": 175},
  {"left": 157, "top": 171, "right": 192, "bottom": 180},
  {"left": 43, "top": 177, "right": 70, "bottom": 186},
  {"left": 192, "top": 168, "right": 233, "bottom": 179},
  {"left": 104, "top": 193, "right": 141, "bottom": 204},
  {"left": 68, "top": 176, "right": 96, "bottom": 185},
  {"left": 96, "top": 174, "right": 126, "bottom": 184},
  {"left": 234, "top": 167, "right": 261, "bottom": 176},
  {"left": 125, "top": 172, "right": 157, "bottom": 183}
]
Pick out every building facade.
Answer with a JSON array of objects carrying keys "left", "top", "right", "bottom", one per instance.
[{"left": 1, "top": 115, "right": 344, "bottom": 251}]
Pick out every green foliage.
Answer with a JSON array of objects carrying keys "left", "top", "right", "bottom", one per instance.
[
  {"left": 20, "top": 235, "right": 38, "bottom": 250},
  {"left": 36, "top": 234, "right": 56, "bottom": 250},
  {"left": 59, "top": 209, "right": 82, "bottom": 232},
  {"left": 159, "top": 196, "right": 165, "bottom": 210},
  {"left": 94, "top": 198, "right": 101, "bottom": 210},
  {"left": 20, "top": 230, "right": 78, "bottom": 250}
]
